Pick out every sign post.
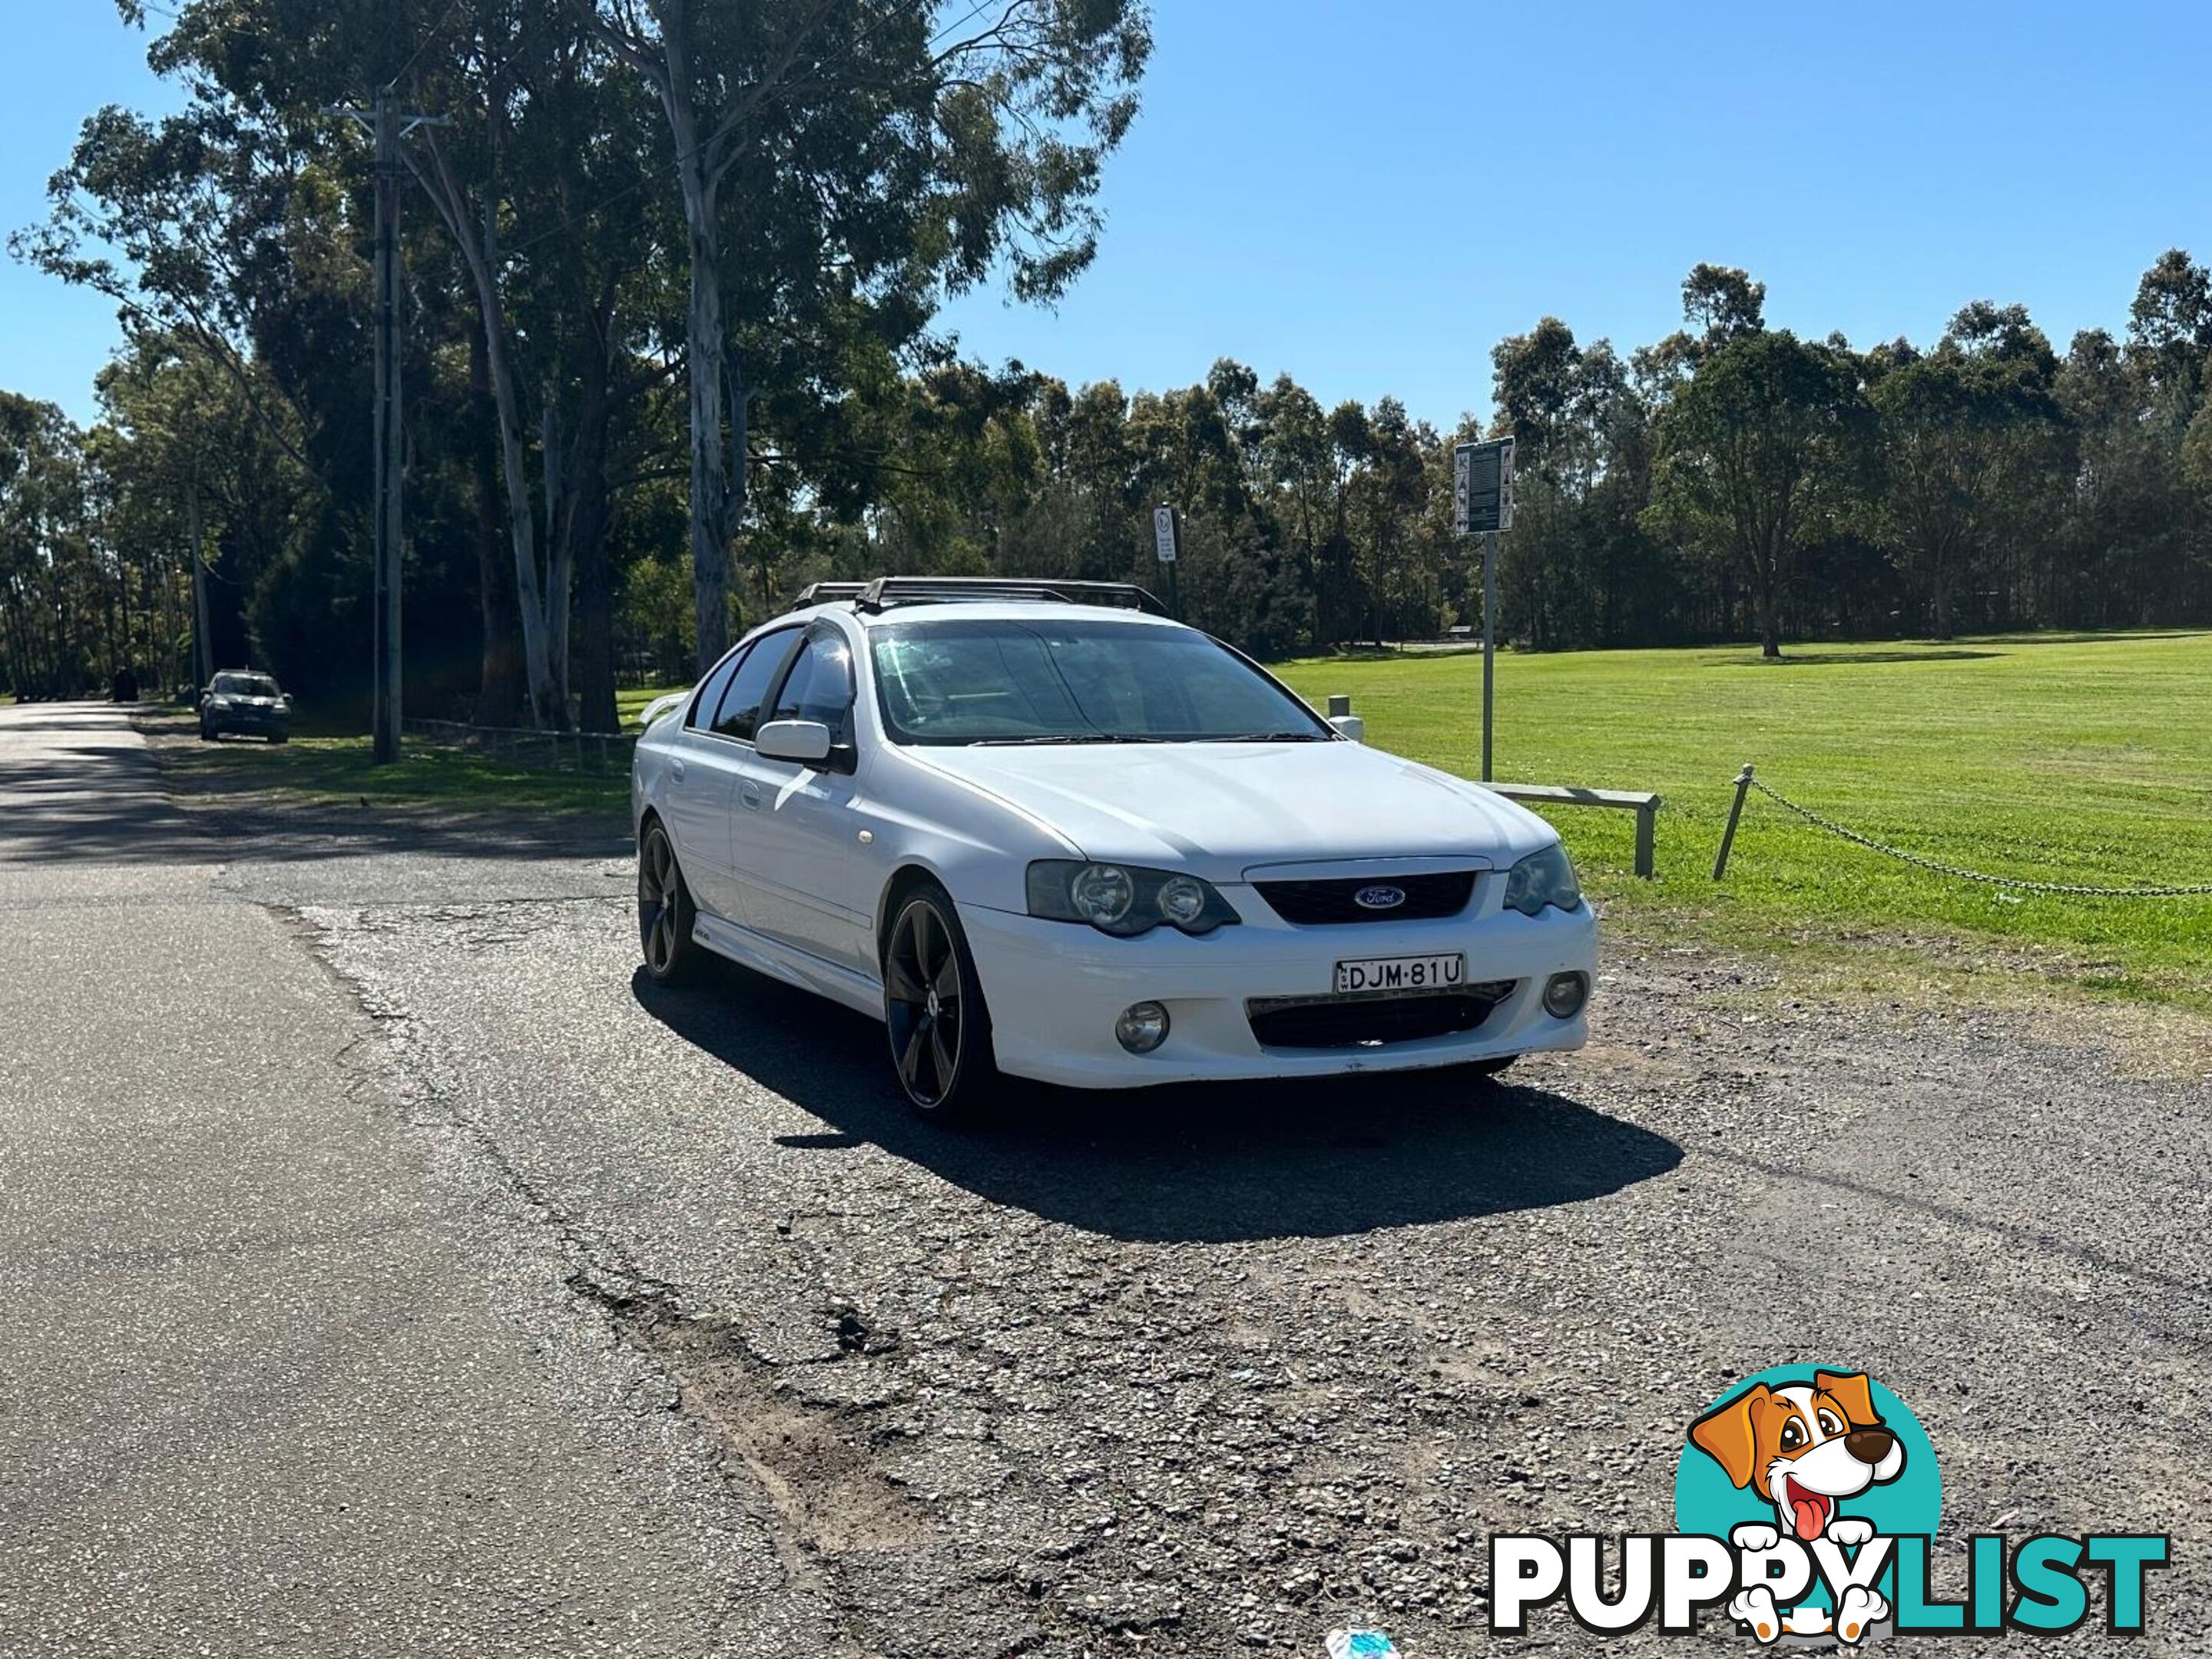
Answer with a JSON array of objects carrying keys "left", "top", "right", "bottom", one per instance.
[
  {"left": 1152, "top": 505, "right": 1181, "bottom": 616},
  {"left": 1452, "top": 438, "right": 1515, "bottom": 781}
]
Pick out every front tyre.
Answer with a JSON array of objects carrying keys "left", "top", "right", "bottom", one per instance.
[
  {"left": 637, "top": 820, "right": 703, "bottom": 985},
  {"left": 882, "top": 882, "right": 998, "bottom": 1121}
]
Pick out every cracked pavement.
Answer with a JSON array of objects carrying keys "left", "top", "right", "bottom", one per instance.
[{"left": 5, "top": 702, "right": 2207, "bottom": 1656}]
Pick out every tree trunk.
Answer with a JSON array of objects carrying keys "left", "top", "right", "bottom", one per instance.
[
  {"left": 406, "top": 145, "right": 566, "bottom": 730},
  {"left": 471, "top": 329, "right": 526, "bottom": 725},
  {"left": 1931, "top": 556, "right": 1954, "bottom": 641},
  {"left": 1755, "top": 547, "right": 1780, "bottom": 658},
  {"left": 187, "top": 485, "right": 212, "bottom": 688},
  {"left": 680, "top": 182, "right": 733, "bottom": 671},
  {"left": 567, "top": 291, "right": 619, "bottom": 734}
]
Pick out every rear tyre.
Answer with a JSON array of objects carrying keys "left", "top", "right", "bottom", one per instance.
[
  {"left": 882, "top": 881, "right": 998, "bottom": 1121},
  {"left": 269, "top": 733, "right": 289, "bottom": 745},
  {"left": 637, "top": 820, "right": 704, "bottom": 986}
]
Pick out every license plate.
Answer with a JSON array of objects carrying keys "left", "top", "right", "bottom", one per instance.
[{"left": 1333, "top": 952, "right": 1465, "bottom": 995}]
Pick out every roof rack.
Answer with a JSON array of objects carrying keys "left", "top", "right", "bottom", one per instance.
[{"left": 795, "top": 576, "right": 1168, "bottom": 616}]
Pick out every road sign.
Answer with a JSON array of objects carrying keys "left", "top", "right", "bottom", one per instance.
[
  {"left": 1452, "top": 438, "right": 1515, "bottom": 536},
  {"left": 1152, "top": 505, "right": 1180, "bottom": 564}
]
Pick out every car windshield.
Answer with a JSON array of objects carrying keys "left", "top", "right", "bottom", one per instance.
[
  {"left": 214, "top": 674, "right": 280, "bottom": 697},
  {"left": 869, "top": 618, "right": 1330, "bottom": 746}
]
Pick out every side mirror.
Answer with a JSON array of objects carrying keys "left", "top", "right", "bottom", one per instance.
[
  {"left": 755, "top": 718, "right": 833, "bottom": 764},
  {"left": 1327, "top": 714, "right": 1366, "bottom": 741}
]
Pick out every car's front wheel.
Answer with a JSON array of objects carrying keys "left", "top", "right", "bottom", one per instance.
[
  {"left": 882, "top": 882, "right": 998, "bottom": 1120},
  {"left": 637, "top": 820, "right": 703, "bottom": 985}
]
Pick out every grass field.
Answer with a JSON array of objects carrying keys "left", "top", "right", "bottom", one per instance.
[{"left": 1273, "top": 631, "right": 2212, "bottom": 1005}]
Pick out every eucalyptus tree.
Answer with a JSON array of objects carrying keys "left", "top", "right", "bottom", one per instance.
[
  {"left": 0, "top": 395, "right": 91, "bottom": 699},
  {"left": 1647, "top": 331, "right": 1876, "bottom": 657},
  {"left": 389, "top": 3, "right": 674, "bottom": 731},
  {"left": 580, "top": 0, "right": 1151, "bottom": 669},
  {"left": 1873, "top": 303, "right": 2062, "bottom": 637},
  {"left": 99, "top": 0, "right": 672, "bottom": 732},
  {"left": 2126, "top": 248, "right": 2212, "bottom": 429}
]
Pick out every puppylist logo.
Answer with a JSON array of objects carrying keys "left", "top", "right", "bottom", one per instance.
[{"left": 1489, "top": 1364, "right": 2169, "bottom": 1645}]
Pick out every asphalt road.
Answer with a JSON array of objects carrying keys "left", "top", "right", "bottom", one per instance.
[{"left": 5, "top": 702, "right": 2207, "bottom": 1656}]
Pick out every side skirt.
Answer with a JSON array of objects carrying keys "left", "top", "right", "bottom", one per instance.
[{"left": 690, "top": 912, "right": 886, "bottom": 1022}]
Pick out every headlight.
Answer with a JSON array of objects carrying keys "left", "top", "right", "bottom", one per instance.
[
  {"left": 1068, "top": 863, "right": 1134, "bottom": 926},
  {"left": 1025, "top": 861, "right": 1240, "bottom": 937},
  {"left": 1502, "top": 843, "right": 1582, "bottom": 916}
]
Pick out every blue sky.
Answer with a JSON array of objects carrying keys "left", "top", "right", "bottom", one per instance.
[{"left": 7, "top": 0, "right": 2210, "bottom": 429}]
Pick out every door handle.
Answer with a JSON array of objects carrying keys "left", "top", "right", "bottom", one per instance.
[
  {"left": 670, "top": 760, "right": 687, "bottom": 783},
  {"left": 740, "top": 785, "right": 763, "bottom": 810}
]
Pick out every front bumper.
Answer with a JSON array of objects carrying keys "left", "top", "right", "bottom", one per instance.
[
  {"left": 960, "top": 883, "right": 1597, "bottom": 1089},
  {"left": 209, "top": 706, "right": 288, "bottom": 732}
]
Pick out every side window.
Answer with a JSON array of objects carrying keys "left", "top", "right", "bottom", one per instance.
[
  {"left": 712, "top": 628, "right": 798, "bottom": 742},
  {"left": 686, "top": 645, "right": 749, "bottom": 731},
  {"left": 769, "top": 634, "right": 857, "bottom": 743}
]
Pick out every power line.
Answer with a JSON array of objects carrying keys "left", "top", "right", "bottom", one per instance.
[{"left": 386, "top": 0, "right": 469, "bottom": 90}]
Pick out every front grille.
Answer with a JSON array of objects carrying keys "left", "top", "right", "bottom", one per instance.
[
  {"left": 1253, "top": 871, "right": 1479, "bottom": 925},
  {"left": 1246, "top": 982, "right": 1517, "bottom": 1049}
]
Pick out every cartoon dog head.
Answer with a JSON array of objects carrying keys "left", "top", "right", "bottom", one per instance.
[{"left": 1690, "top": 1371, "right": 1906, "bottom": 1542}]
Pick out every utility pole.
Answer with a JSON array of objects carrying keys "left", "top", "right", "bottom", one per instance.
[
  {"left": 370, "top": 91, "right": 404, "bottom": 763},
  {"left": 187, "top": 475, "right": 211, "bottom": 692},
  {"left": 332, "top": 91, "right": 440, "bottom": 760}
]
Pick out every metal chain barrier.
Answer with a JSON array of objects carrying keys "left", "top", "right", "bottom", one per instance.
[{"left": 1711, "top": 764, "right": 2212, "bottom": 897}]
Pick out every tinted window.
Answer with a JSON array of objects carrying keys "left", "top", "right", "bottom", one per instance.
[
  {"left": 685, "top": 646, "right": 748, "bottom": 731},
  {"left": 869, "top": 619, "right": 1328, "bottom": 745},
  {"left": 213, "top": 673, "right": 280, "bottom": 697},
  {"left": 769, "top": 634, "right": 856, "bottom": 742},
  {"left": 712, "top": 628, "right": 799, "bottom": 742}
]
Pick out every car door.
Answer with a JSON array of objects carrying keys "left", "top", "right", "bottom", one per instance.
[
  {"left": 657, "top": 645, "right": 749, "bottom": 922},
  {"left": 662, "top": 628, "right": 800, "bottom": 923},
  {"left": 729, "top": 626, "right": 873, "bottom": 970}
]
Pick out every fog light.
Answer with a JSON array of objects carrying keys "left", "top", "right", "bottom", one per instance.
[
  {"left": 1114, "top": 1001, "right": 1171, "bottom": 1054},
  {"left": 1541, "top": 972, "right": 1589, "bottom": 1020}
]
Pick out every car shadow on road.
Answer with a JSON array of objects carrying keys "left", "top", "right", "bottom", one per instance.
[{"left": 632, "top": 963, "right": 1683, "bottom": 1244}]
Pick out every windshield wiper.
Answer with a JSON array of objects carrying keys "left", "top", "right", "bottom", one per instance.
[
  {"left": 1195, "top": 730, "right": 1325, "bottom": 743},
  {"left": 970, "top": 733, "right": 1125, "bottom": 747},
  {"left": 969, "top": 733, "right": 1184, "bottom": 747}
]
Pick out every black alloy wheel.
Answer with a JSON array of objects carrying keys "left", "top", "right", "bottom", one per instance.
[
  {"left": 882, "top": 883, "right": 996, "bottom": 1118},
  {"left": 637, "top": 821, "right": 701, "bottom": 985}
]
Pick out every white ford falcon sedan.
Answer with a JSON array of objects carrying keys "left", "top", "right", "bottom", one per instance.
[{"left": 631, "top": 578, "right": 1596, "bottom": 1118}]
